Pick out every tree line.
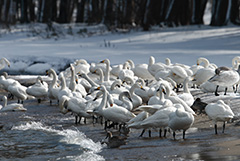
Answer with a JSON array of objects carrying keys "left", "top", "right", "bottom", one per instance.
[{"left": 0, "top": 0, "right": 240, "bottom": 30}]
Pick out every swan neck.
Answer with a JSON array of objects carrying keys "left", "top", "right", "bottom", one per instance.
[
  {"left": 3, "top": 96, "right": 7, "bottom": 107},
  {"left": 50, "top": 70, "right": 57, "bottom": 88},
  {"left": 70, "top": 67, "right": 76, "bottom": 92},
  {"left": 97, "top": 69, "right": 104, "bottom": 83},
  {"left": 99, "top": 87, "right": 107, "bottom": 112},
  {"left": 149, "top": 56, "right": 155, "bottom": 66},
  {"left": 83, "top": 74, "right": 98, "bottom": 87},
  {"left": 60, "top": 76, "right": 67, "bottom": 90},
  {"left": 127, "top": 60, "right": 135, "bottom": 69},
  {"left": 183, "top": 78, "right": 190, "bottom": 93},
  {"left": 104, "top": 60, "right": 110, "bottom": 81}
]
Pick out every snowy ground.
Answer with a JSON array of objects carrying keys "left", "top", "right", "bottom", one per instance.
[{"left": 0, "top": 23, "right": 240, "bottom": 75}]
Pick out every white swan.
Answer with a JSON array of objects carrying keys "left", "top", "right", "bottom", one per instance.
[
  {"left": 129, "top": 82, "right": 144, "bottom": 109},
  {"left": 192, "top": 57, "right": 215, "bottom": 86},
  {"left": 26, "top": 76, "right": 48, "bottom": 103},
  {"left": 7, "top": 81, "right": 28, "bottom": 103},
  {"left": 1, "top": 96, "right": 27, "bottom": 112},
  {"left": 69, "top": 64, "right": 87, "bottom": 97},
  {"left": 0, "top": 57, "right": 10, "bottom": 70},
  {"left": 59, "top": 95, "right": 91, "bottom": 124},
  {"left": 161, "top": 82, "right": 195, "bottom": 115},
  {"left": 205, "top": 100, "right": 234, "bottom": 134},
  {"left": 208, "top": 67, "right": 239, "bottom": 96},
  {"left": 96, "top": 85, "right": 136, "bottom": 125},
  {"left": 127, "top": 59, "right": 154, "bottom": 80},
  {"left": 168, "top": 107, "right": 195, "bottom": 140},
  {"left": 0, "top": 72, "right": 18, "bottom": 91},
  {"left": 114, "top": 91, "right": 133, "bottom": 111},
  {"left": 140, "top": 103, "right": 177, "bottom": 137},
  {"left": 46, "top": 68, "right": 60, "bottom": 105},
  {"left": 177, "top": 77, "right": 194, "bottom": 106},
  {"left": 118, "top": 61, "right": 136, "bottom": 82},
  {"left": 57, "top": 73, "right": 73, "bottom": 101},
  {"left": 148, "top": 84, "right": 166, "bottom": 105},
  {"left": 148, "top": 56, "right": 166, "bottom": 77}
]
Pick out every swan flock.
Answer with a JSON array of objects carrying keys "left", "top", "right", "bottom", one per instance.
[{"left": 0, "top": 56, "right": 238, "bottom": 142}]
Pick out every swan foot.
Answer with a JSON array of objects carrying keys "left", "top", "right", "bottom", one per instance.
[{"left": 139, "top": 129, "right": 145, "bottom": 137}]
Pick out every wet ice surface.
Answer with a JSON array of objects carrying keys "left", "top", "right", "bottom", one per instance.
[{"left": 1, "top": 88, "right": 240, "bottom": 161}]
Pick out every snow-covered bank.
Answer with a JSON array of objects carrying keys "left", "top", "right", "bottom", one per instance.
[{"left": 0, "top": 24, "right": 240, "bottom": 74}]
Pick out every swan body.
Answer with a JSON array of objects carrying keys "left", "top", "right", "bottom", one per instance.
[
  {"left": 148, "top": 56, "right": 166, "bottom": 77},
  {"left": 205, "top": 100, "right": 234, "bottom": 134},
  {"left": 0, "top": 57, "right": 10, "bottom": 70},
  {"left": 168, "top": 108, "right": 195, "bottom": 139},
  {"left": 0, "top": 72, "right": 17, "bottom": 90},
  {"left": 57, "top": 73, "right": 73, "bottom": 101},
  {"left": 177, "top": 77, "right": 194, "bottom": 106},
  {"left": 47, "top": 68, "right": 60, "bottom": 103},
  {"left": 1, "top": 96, "right": 27, "bottom": 112},
  {"left": 8, "top": 81, "right": 28, "bottom": 103},
  {"left": 114, "top": 91, "right": 133, "bottom": 111},
  {"left": 127, "top": 59, "right": 154, "bottom": 80},
  {"left": 26, "top": 76, "right": 48, "bottom": 102},
  {"left": 97, "top": 85, "right": 136, "bottom": 124},
  {"left": 208, "top": 67, "right": 239, "bottom": 96},
  {"left": 192, "top": 57, "right": 216, "bottom": 86}
]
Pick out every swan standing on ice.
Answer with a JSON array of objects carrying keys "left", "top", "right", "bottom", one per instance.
[
  {"left": 0, "top": 57, "right": 10, "bottom": 70},
  {"left": 168, "top": 108, "right": 195, "bottom": 140},
  {"left": 26, "top": 76, "right": 48, "bottom": 103},
  {"left": 0, "top": 96, "right": 27, "bottom": 112},
  {"left": 205, "top": 100, "right": 234, "bottom": 134},
  {"left": 208, "top": 66, "right": 239, "bottom": 96}
]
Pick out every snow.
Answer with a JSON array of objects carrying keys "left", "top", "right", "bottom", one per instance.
[{"left": 0, "top": 23, "right": 240, "bottom": 75}]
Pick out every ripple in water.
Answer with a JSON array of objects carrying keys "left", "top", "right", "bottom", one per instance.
[{"left": 0, "top": 121, "right": 104, "bottom": 161}]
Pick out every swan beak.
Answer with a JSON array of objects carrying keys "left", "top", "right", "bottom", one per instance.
[
  {"left": 46, "top": 70, "right": 49, "bottom": 75},
  {"left": 173, "top": 73, "right": 176, "bottom": 76},
  {"left": 8, "top": 64, "right": 10, "bottom": 68},
  {"left": 129, "top": 97, "right": 133, "bottom": 102},
  {"left": 197, "top": 63, "right": 199, "bottom": 65},
  {"left": 100, "top": 60, "right": 105, "bottom": 63},
  {"left": 162, "top": 89, "right": 166, "bottom": 95},
  {"left": 75, "top": 79, "right": 78, "bottom": 84},
  {"left": 110, "top": 104, "right": 113, "bottom": 107},
  {"left": 140, "top": 86, "right": 145, "bottom": 91}
]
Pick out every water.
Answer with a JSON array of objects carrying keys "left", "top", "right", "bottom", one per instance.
[{"left": 0, "top": 121, "right": 104, "bottom": 161}]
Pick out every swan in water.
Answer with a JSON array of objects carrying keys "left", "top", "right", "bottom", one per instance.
[
  {"left": 46, "top": 68, "right": 60, "bottom": 105},
  {"left": 208, "top": 66, "right": 239, "bottom": 96},
  {"left": 168, "top": 107, "right": 195, "bottom": 140},
  {"left": 1, "top": 96, "right": 27, "bottom": 112},
  {"left": 0, "top": 57, "right": 10, "bottom": 70},
  {"left": 96, "top": 85, "right": 136, "bottom": 126},
  {"left": 26, "top": 76, "right": 48, "bottom": 103},
  {"left": 205, "top": 100, "right": 234, "bottom": 134}
]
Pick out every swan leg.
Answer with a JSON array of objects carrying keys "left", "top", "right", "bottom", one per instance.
[
  {"left": 164, "top": 129, "right": 167, "bottom": 137},
  {"left": 83, "top": 117, "right": 87, "bottom": 124},
  {"left": 224, "top": 87, "right": 228, "bottom": 95},
  {"left": 148, "top": 130, "right": 151, "bottom": 137},
  {"left": 222, "top": 122, "right": 225, "bottom": 133},
  {"left": 75, "top": 116, "right": 78, "bottom": 124},
  {"left": 183, "top": 130, "right": 186, "bottom": 139},
  {"left": 215, "top": 85, "right": 219, "bottom": 96},
  {"left": 215, "top": 124, "right": 218, "bottom": 134},
  {"left": 173, "top": 131, "right": 176, "bottom": 140},
  {"left": 50, "top": 100, "right": 52, "bottom": 105},
  {"left": 139, "top": 129, "right": 145, "bottom": 137},
  {"left": 37, "top": 99, "right": 41, "bottom": 103},
  {"left": 159, "top": 129, "right": 162, "bottom": 137}
]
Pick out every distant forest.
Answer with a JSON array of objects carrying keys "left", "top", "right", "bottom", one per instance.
[{"left": 0, "top": 0, "right": 240, "bottom": 30}]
